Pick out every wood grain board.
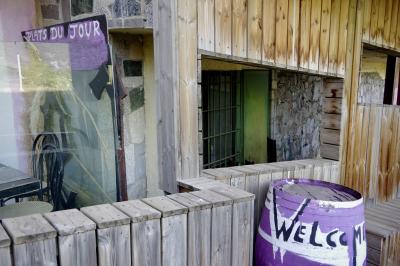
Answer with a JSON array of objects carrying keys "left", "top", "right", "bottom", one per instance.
[
  {"left": 0, "top": 189, "right": 255, "bottom": 266},
  {"left": 366, "top": 198, "right": 400, "bottom": 265},
  {"left": 362, "top": 0, "right": 400, "bottom": 50}
]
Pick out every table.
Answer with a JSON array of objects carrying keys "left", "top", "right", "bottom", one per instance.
[{"left": 0, "top": 163, "right": 40, "bottom": 202}]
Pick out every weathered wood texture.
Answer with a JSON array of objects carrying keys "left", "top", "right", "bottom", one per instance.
[
  {"left": 2, "top": 214, "right": 57, "bottom": 266},
  {"left": 0, "top": 224, "right": 12, "bottom": 266},
  {"left": 365, "top": 198, "right": 400, "bottom": 266},
  {"left": 344, "top": 104, "right": 400, "bottom": 201},
  {"left": 153, "top": 0, "right": 180, "bottom": 193},
  {"left": 196, "top": 0, "right": 349, "bottom": 76},
  {"left": 81, "top": 204, "right": 131, "bottom": 266},
  {"left": 168, "top": 193, "right": 212, "bottom": 266},
  {"left": 178, "top": 0, "right": 199, "bottom": 180},
  {"left": 191, "top": 189, "right": 233, "bottom": 266},
  {"left": 180, "top": 158, "right": 340, "bottom": 234},
  {"left": 0, "top": 190, "right": 254, "bottom": 266},
  {"left": 362, "top": 0, "right": 400, "bottom": 51},
  {"left": 142, "top": 196, "right": 188, "bottom": 266},
  {"left": 113, "top": 200, "right": 162, "bottom": 266},
  {"left": 321, "top": 79, "right": 344, "bottom": 160},
  {"left": 44, "top": 209, "right": 97, "bottom": 266}
]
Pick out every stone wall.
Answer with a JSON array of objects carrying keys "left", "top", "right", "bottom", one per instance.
[
  {"left": 358, "top": 49, "right": 386, "bottom": 104},
  {"left": 271, "top": 70, "right": 323, "bottom": 161},
  {"left": 358, "top": 72, "right": 385, "bottom": 104}
]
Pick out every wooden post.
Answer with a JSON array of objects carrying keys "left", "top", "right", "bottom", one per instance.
[
  {"left": 81, "top": 204, "right": 131, "bottom": 266},
  {"left": 44, "top": 209, "right": 97, "bottom": 266},
  {"left": 113, "top": 200, "right": 162, "bottom": 266},
  {"left": 168, "top": 193, "right": 213, "bottom": 266},
  {"left": 191, "top": 189, "right": 233, "bottom": 266},
  {"left": 142, "top": 196, "right": 188, "bottom": 266},
  {"left": 0, "top": 224, "right": 11, "bottom": 266},
  {"left": 210, "top": 186, "right": 255, "bottom": 266},
  {"left": 2, "top": 214, "right": 57, "bottom": 266}
]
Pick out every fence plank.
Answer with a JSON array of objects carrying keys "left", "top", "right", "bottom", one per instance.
[
  {"left": 287, "top": 0, "right": 300, "bottom": 68},
  {"left": 142, "top": 196, "right": 188, "bottom": 266},
  {"left": 366, "top": 106, "right": 383, "bottom": 199},
  {"left": 337, "top": 0, "right": 349, "bottom": 75},
  {"left": 232, "top": 0, "right": 247, "bottom": 57},
  {"left": 388, "top": 108, "right": 400, "bottom": 200},
  {"left": 362, "top": 0, "right": 372, "bottom": 42},
  {"left": 168, "top": 193, "right": 213, "bottom": 266},
  {"left": 275, "top": 0, "right": 289, "bottom": 66},
  {"left": 210, "top": 186, "right": 254, "bottom": 266},
  {"left": 44, "top": 209, "right": 97, "bottom": 266},
  {"left": 215, "top": 0, "right": 232, "bottom": 54},
  {"left": 81, "top": 204, "right": 131, "bottom": 266},
  {"left": 376, "top": 0, "right": 386, "bottom": 46},
  {"left": 328, "top": 0, "right": 341, "bottom": 74},
  {"left": 319, "top": 0, "right": 331, "bottom": 73},
  {"left": 113, "top": 200, "right": 162, "bottom": 266},
  {"left": 383, "top": 0, "right": 393, "bottom": 46},
  {"left": 0, "top": 224, "right": 11, "bottom": 266},
  {"left": 369, "top": 0, "right": 379, "bottom": 43},
  {"left": 309, "top": 0, "right": 321, "bottom": 71},
  {"left": 247, "top": 0, "right": 263, "bottom": 60},
  {"left": 389, "top": 0, "right": 399, "bottom": 47},
  {"left": 262, "top": 0, "right": 276, "bottom": 63},
  {"left": 198, "top": 0, "right": 215, "bottom": 51},
  {"left": 3, "top": 214, "right": 57, "bottom": 266},
  {"left": 299, "top": 0, "right": 311, "bottom": 69},
  {"left": 191, "top": 190, "right": 233, "bottom": 266}
]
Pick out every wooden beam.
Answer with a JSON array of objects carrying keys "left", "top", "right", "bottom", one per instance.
[{"left": 153, "top": 0, "right": 180, "bottom": 193}]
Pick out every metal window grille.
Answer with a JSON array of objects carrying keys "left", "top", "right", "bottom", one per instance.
[{"left": 202, "top": 71, "right": 242, "bottom": 169}]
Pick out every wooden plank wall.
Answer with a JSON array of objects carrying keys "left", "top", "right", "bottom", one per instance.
[
  {"left": 197, "top": 0, "right": 350, "bottom": 77},
  {"left": 362, "top": 0, "right": 400, "bottom": 51},
  {"left": 340, "top": 0, "right": 400, "bottom": 201},
  {"left": 321, "top": 79, "right": 344, "bottom": 160},
  {"left": 0, "top": 190, "right": 254, "bottom": 266},
  {"left": 345, "top": 105, "right": 400, "bottom": 201}
]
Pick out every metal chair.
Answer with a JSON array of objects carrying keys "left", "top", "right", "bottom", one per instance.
[{"left": 0, "top": 133, "right": 64, "bottom": 219}]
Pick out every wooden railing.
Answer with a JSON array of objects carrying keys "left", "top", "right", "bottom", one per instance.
[
  {"left": 182, "top": 158, "right": 340, "bottom": 230},
  {"left": 0, "top": 187, "right": 254, "bottom": 266}
]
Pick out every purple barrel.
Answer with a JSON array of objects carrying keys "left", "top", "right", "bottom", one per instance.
[{"left": 255, "top": 179, "right": 366, "bottom": 266}]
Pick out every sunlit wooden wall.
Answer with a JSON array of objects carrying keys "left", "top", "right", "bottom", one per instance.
[
  {"left": 345, "top": 105, "right": 400, "bottom": 201},
  {"left": 341, "top": 0, "right": 400, "bottom": 201},
  {"left": 362, "top": 0, "right": 400, "bottom": 51},
  {"left": 197, "top": 0, "right": 350, "bottom": 77}
]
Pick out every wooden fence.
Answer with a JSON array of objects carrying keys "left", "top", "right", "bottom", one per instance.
[
  {"left": 344, "top": 104, "right": 400, "bottom": 201},
  {"left": 185, "top": 158, "right": 340, "bottom": 230},
  {"left": 0, "top": 187, "right": 254, "bottom": 266}
]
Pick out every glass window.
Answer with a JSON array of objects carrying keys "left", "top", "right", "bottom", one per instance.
[{"left": 0, "top": 41, "right": 118, "bottom": 207}]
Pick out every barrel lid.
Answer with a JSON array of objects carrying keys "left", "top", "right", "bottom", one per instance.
[{"left": 272, "top": 179, "right": 363, "bottom": 208}]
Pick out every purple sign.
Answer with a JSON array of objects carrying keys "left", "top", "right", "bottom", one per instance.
[
  {"left": 21, "top": 15, "right": 109, "bottom": 70},
  {"left": 255, "top": 179, "right": 367, "bottom": 266}
]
